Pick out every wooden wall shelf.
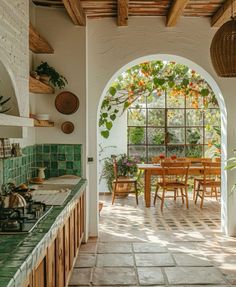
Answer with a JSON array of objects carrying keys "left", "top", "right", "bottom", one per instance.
[
  {"left": 29, "top": 22, "right": 54, "bottom": 54},
  {"left": 29, "top": 76, "right": 55, "bottom": 94},
  {"left": 34, "top": 119, "right": 54, "bottom": 127}
]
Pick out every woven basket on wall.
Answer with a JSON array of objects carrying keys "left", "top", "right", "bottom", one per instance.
[{"left": 210, "top": 19, "right": 236, "bottom": 77}]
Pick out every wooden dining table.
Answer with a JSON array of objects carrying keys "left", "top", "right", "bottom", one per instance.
[{"left": 137, "top": 163, "right": 204, "bottom": 207}]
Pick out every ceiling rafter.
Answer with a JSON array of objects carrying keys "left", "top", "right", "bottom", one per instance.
[
  {"left": 166, "top": 0, "right": 189, "bottom": 27},
  {"left": 117, "top": 0, "right": 129, "bottom": 26},
  {"left": 62, "top": 0, "right": 86, "bottom": 26},
  {"left": 211, "top": 0, "right": 236, "bottom": 27}
]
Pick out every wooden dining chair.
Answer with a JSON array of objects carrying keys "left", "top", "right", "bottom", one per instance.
[
  {"left": 112, "top": 158, "right": 139, "bottom": 205},
  {"left": 153, "top": 161, "right": 190, "bottom": 210},
  {"left": 192, "top": 158, "right": 212, "bottom": 200},
  {"left": 194, "top": 162, "right": 221, "bottom": 208}
]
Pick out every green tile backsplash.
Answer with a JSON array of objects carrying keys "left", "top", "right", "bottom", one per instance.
[{"left": 1, "top": 144, "right": 82, "bottom": 185}]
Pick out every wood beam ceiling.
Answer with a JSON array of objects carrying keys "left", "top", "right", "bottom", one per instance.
[
  {"left": 62, "top": 0, "right": 86, "bottom": 26},
  {"left": 166, "top": 0, "right": 189, "bottom": 27},
  {"left": 211, "top": 0, "right": 236, "bottom": 27},
  {"left": 29, "top": 22, "right": 54, "bottom": 53},
  {"left": 117, "top": 0, "right": 129, "bottom": 26}
]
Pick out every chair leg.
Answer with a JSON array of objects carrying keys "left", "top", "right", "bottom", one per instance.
[
  {"left": 215, "top": 187, "right": 218, "bottom": 201},
  {"left": 112, "top": 192, "right": 115, "bottom": 205},
  {"left": 154, "top": 185, "right": 159, "bottom": 205},
  {"left": 174, "top": 189, "right": 177, "bottom": 201},
  {"left": 185, "top": 187, "right": 189, "bottom": 209},
  {"left": 193, "top": 179, "right": 196, "bottom": 200},
  {"left": 195, "top": 184, "right": 200, "bottom": 205},
  {"left": 200, "top": 186, "right": 205, "bottom": 209},
  {"left": 161, "top": 189, "right": 165, "bottom": 211},
  {"left": 135, "top": 182, "right": 138, "bottom": 205},
  {"left": 180, "top": 188, "right": 184, "bottom": 204}
]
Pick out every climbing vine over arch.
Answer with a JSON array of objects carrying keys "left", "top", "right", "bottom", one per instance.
[{"left": 99, "top": 61, "right": 217, "bottom": 138}]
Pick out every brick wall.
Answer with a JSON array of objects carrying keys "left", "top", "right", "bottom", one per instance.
[{"left": 0, "top": 0, "right": 29, "bottom": 117}]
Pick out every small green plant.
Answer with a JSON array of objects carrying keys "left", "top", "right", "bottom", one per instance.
[
  {"left": 0, "top": 95, "right": 11, "bottom": 113},
  {"left": 35, "top": 62, "right": 68, "bottom": 89}
]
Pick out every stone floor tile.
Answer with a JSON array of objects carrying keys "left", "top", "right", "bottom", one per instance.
[
  {"left": 79, "top": 242, "right": 97, "bottom": 253},
  {"left": 92, "top": 267, "right": 137, "bottom": 285},
  {"left": 165, "top": 267, "right": 227, "bottom": 285},
  {"left": 96, "top": 253, "right": 134, "bottom": 267},
  {"left": 68, "top": 268, "right": 92, "bottom": 286},
  {"left": 135, "top": 253, "right": 174, "bottom": 267},
  {"left": 137, "top": 267, "right": 165, "bottom": 285},
  {"left": 98, "top": 242, "right": 132, "bottom": 253},
  {"left": 173, "top": 253, "right": 213, "bottom": 266},
  {"left": 133, "top": 243, "right": 167, "bottom": 253},
  {"left": 74, "top": 254, "right": 96, "bottom": 268}
]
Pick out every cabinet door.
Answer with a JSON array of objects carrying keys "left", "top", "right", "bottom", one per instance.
[
  {"left": 47, "top": 241, "right": 56, "bottom": 287},
  {"left": 69, "top": 211, "right": 75, "bottom": 269},
  {"left": 64, "top": 220, "right": 70, "bottom": 282},
  {"left": 34, "top": 258, "right": 46, "bottom": 287},
  {"left": 55, "top": 228, "right": 64, "bottom": 287},
  {"left": 21, "top": 273, "right": 33, "bottom": 287},
  {"left": 74, "top": 205, "right": 78, "bottom": 253}
]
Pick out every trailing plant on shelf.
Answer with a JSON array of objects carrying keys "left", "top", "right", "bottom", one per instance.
[
  {"left": 0, "top": 95, "right": 11, "bottom": 113},
  {"left": 34, "top": 61, "right": 68, "bottom": 89}
]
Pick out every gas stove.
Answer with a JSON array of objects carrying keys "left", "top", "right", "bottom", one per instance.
[{"left": 0, "top": 200, "right": 52, "bottom": 234}]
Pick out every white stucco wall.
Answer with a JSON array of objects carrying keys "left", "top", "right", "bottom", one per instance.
[
  {"left": 98, "top": 112, "right": 127, "bottom": 193},
  {"left": 32, "top": 7, "right": 87, "bottom": 176},
  {"left": 87, "top": 17, "right": 236, "bottom": 236}
]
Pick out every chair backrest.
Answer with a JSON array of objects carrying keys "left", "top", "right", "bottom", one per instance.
[
  {"left": 160, "top": 161, "right": 190, "bottom": 186},
  {"left": 113, "top": 159, "right": 118, "bottom": 180},
  {"left": 202, "top": 162, "right": 221, "bottom": 182},
  {"left": 151, "top": 157, "right": 160, "bottom": 164}
]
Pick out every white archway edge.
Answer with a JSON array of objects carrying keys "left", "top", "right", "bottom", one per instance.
[{"left": 97, "top": 54, "right": 228, "bottom": 234}]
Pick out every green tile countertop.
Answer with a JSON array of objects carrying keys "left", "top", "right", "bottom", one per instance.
[{"left": 0, "top": 177, "right": 87, "bottom": 287}]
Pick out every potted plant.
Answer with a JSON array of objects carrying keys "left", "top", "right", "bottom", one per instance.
[
  {"left": 101, "top": 153, "right": 139, "bottom": 192},
  {"left": 34, "top": 62, "right": 68, "bottom": 89}
]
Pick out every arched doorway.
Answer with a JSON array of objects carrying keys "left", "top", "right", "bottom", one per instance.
[{"left": 96, "top": 54, "right": 227, "bottom": 234}]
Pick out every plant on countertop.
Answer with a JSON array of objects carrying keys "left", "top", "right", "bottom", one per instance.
[
  {"left": 0, "top": 95, "right": 11, "bottom": 113},
  {"left": 35, "top": 61, "right": 68, "bottom": 89}
]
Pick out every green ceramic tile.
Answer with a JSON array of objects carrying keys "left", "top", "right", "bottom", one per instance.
[
  {"left": 58, "top": 161, "right": 66, "bottom": 169},
  {"left": 73, "top": 161, "right": 80, "bottom": 169},
  {"left": 74, "top": 145, "right": 81, "bottom": 154},
  {"left": 66, "top": 161, "right": 73, "bottom": 169},
  {"left": 74, "top": 154, "right": 80, "bottom": 160},
  {"left": 50, "top": 169, "right": 58, "bottom": 177},
  {"left": 66, "top": 153, "right": 74, "bottom": 161},
  {"left": 58, "top": 145, "right": 65, "bottom": 153},
  {"left": 51, "top": 144, "right": 58, "bottom": 153},
  {"left": 66, "top": 145, "right": 74, "bottom": 154},
  {"left": 58, "top": 154, "right": 66, "bottom": 161},
  {"left": 51, "top": 162, "right": 58, "bottom": 169},
  {"left": 43, "top": 145, "right": 50, "bottom": 153},
  {"left": 36, "top": 145, "right": 42, "bottom": 153},
  {"left": 59, "top": 169, "right": 66, "bottom": 176}
]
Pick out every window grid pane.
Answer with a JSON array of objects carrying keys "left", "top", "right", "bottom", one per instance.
[{"left": 127, "top": 91, "right": 220, "bottom": 162}]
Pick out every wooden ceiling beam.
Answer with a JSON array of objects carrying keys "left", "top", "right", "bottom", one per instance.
[
  {"left": 29, "top": 22, "right": 54, "bottom": 54},
  {"left": 211, "top": 0, "right": 236, "bottom": 27},
  {"left": 62, "top": 0, "right": 86, "bottom": 26},
  {"left": 117, "top": 0, "right": 129, "bottom": 26},
  {"left": 166, "top": 0, "right": 189, "bottom": 27}
]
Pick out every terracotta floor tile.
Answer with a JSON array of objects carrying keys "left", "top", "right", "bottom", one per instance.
[
  {"left": 137, "top": 267, "right": 165, "bottom": 285},
  {"left": 68, "top": 268, "right": 92, "bottom": 286},
  {"left": 98, "top": 242, "right": 132, "bottom": 253},
  {"left": 165, "top": 267, "right": 226, "bottom": 285},
  {"left": 133, "top": 243, "right": 167, "bottom": 253},
  {"left": 135, "top": 253, "right": 174, "bottom": 267},
  {"left": 92, "top": 267, "right": 137, "bottom": 285},
  {"left": 96, "top": 253, "right": 134, "bottom": 267}
]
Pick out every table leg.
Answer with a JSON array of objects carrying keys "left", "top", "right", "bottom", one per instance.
[{"left": 144, "top": 170, "right": 151, "bottom": 207}]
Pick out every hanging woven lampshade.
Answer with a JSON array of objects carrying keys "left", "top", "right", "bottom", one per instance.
[{"left": 210, "top": 18, "right": 236, "bottom": 77}]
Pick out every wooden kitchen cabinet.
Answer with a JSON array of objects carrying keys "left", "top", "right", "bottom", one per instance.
[
  {"left": 20, "top": 189, "right": 85, "bottom": 287},
  {"left": 34, "top": 258, "right": 46, "bottom": 287}
]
